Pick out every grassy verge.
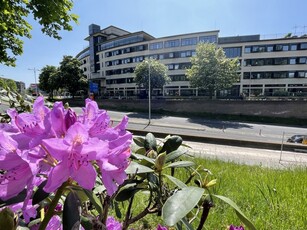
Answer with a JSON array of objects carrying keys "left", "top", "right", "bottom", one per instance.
[{"left": 116, "top": 157, "right": 306, "bottom": 230}]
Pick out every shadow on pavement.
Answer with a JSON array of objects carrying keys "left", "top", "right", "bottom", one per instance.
[{"left": 188, "top": 118, "right": 253, "bottom": 130}]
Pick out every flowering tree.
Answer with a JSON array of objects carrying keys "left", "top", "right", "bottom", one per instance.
[{"left": 0, "top": 97, "right": 256, "bottom": 230}]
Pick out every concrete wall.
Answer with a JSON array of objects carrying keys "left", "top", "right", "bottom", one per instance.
[{"left": 67, "top": 98, "right": 307, "bottom": 119}]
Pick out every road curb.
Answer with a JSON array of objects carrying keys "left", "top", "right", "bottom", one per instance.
[{"left": 128, "top": 127, "right": 307, "bottom": 153}]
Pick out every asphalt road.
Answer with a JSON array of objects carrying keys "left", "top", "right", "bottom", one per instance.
[{"left": 1, "top": 104, "right": 306, "bottom": 168}]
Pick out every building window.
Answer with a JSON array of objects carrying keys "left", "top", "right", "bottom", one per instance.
[
  {"left": 181, "top": 37, "right": 197, "bottom": 46},
  {"left": 180, "top": 52, "right": 186, "bottom": 58},
  {"left": 159, "top": 54, "right": 164, "bottom": 60},
  {"left": 298, "top": 57, "right": 307, "bottom": 64},
  {"left": 289, "top": 72, "right": 295, "bottom": 78},
  {"left": 199, "top": 35, "right": 217, "bottom": 43},
  {"left": 282, "top": 45, "right": 289, "bottom": 51},
  {"left": 244, "top": 46, "right": 251, "bottom": 53},
  {"left": 168, "top": 64, "right": 174, "bottom": 70},
  {"left": 275, "top": 44, "right": 283, "bottom": 51},
  {"left": 223, "top": 47, "right": 242, "bottom": 58},
  {"left": 290, "top": 44, "right": 297, "bottom": 51},
  {"left": 149, "top": 42, "right": 163, "bottom": 50},
  {"left": 164, "top": 39, "right": 180, "bottom": 48},
  {"left": 289, "top": 58, "right": 296, "bottom": 64},
  {"left": 267, "top": 45, "right": 274, "bottom": 52},
  {"left": 300, "top": 43, "right": 307, "bottom": 50},
  {"left": 169, "top": 52, "right": 174, "bottom": 58}
]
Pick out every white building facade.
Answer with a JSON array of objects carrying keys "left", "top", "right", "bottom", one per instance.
[{"left": 76, "top": 24, "right": 307, "bottom": 98}]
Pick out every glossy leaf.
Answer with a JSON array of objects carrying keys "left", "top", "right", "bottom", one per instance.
[
  {"left": 144, "top": 133, "right": 157, "bottom": 151},
  {"left": 115, "top": 186, "right": 142, "bottom": 202},
  {"left": 160, "top": 136, "right": 183, "bottom": 154},
  {"left": 165, "top": 161, "right": 195, "bottom": 169},
  {"left": 63, "top": 191, "right": 81, "bottom": 230},
  {"left": 125, "top": 161, "right": 154, "bottom": 174},
  {"left": 133, "top": 136, "right": 145, "bottom": 147},
  {"left": 32, "top": 181, "right": 49, "bottom": 205},
  {"left": 81, "top": 216, "right": 93, "bottom": 230},
  {"left": 165, "top": 149, "right": 187, "bottom": 163},
  {"left": 212, "top": 195, "right": 257, "bottom": 230},
  {"left": 162, "top": 187, "right": 205, "bottom": 226},
  {"left": 83, "top": 189, "right": 103, "bottom": 215},
  {"left": 164, "top": 174, "right": 187, "bottom": 189}
]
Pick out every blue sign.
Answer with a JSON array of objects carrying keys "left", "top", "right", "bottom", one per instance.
[{"left": 89, "top": 82, "right": 99, "bottom": 93}]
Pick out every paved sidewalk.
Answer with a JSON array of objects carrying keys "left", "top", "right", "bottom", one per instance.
[{"left": 183, "top": 141, "right": 307, "bottom": 169}]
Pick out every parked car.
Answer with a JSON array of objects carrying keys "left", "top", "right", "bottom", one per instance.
[{"left": 287, "top": 135, "right": 307, "bottom": 144}]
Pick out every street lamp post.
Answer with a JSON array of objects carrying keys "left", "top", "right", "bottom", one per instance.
[
  {"left": 148, "top": 59, "right": 151, "bottom": 124},
  {"left": 28, "top": 68, "right": 39, "bottom": 96}
]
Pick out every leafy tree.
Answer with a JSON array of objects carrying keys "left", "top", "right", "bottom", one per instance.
[
  {"left": 186, "top": 43, "right": 240, "bottom": 99},
  {"left": 134, "top": 58, "right": 170, "bottom": 96},
  {"left": 5, "top": 79, "right": 17, "bottom": 92},
  {"left": 0, "top": 0, "right": 78, "bottom": 66},
  {"left": 39, "top": 65, "right": 60, "bottom": 99},
  {"left": 59, "top": 56, "right": 87, "bottom": 98}
]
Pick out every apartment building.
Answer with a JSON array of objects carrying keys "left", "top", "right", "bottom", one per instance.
[{"left": 76, "top": 24, "right": 307, "bottom": 98}]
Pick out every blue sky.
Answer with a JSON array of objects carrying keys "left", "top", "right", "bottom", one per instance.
[{"left": 1, "top": 0, "right": 307, "bottom": 88}]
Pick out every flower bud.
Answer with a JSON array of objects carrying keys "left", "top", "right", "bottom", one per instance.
[
  {"left": 65, "top": 108, "right": 77, "bottom": 130},
  {"left": 155, "top": 152, "right": 166, "bottom": 172}
]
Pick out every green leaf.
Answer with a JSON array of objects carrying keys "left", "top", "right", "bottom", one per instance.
[
  {"left": 164, "top": 174, "right": 187, "bottom": 189},
  {"left": 81, "top": 216, "right": 93, "bottom": 230},
  {"left": 212, "top": 195, "right": 257, "bottom": 230},
  {"left": 0, "top": 208, "right": 16, "bottom": 230},
  {"left": 180, "top": 217, "right": 194, "bottom": 230},
  {"left": 115, "top": 185, "right": 142, "bottom": 202},
  {"left": 131, "top": 154, "right": 155, "bottom": 165},
  {"left": 133, "top": 136, "right": 145, "bottom": 147},
  {"left": 160, "top": 136, "right": 183, "bottom": 154},
  {"left": 165, "top": 149, "right": 187, "bottom": 163},
  {"left": 165, "top": 161, "right": 195, "bottom": 169},
  {"left": 162, "top": 186, "right": 205, "bottom": 226},
  {"left": 32, "top": 181, "right": 50, "bottom": 205},
  {"left": 83, "top": 189, "right": 103, "bottom": 215},
  {"left": 126, "top": 161, "right": 154, "bottom": 174},
  {"left": 144, "top": 133, "right": 157, "bottom": 151},
  {"left": 63, "top": 191, "right": 81, "bottom": 230}
]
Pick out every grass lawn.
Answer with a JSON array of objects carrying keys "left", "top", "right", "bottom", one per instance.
[{"left": 118, "top": 157, "right": 307, "bottom": 230}]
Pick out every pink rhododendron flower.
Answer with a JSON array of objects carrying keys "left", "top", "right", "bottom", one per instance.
[
  {"left": 42, "top": 122, "right": 109, "bottom": 192},
  {"left": 229, "top": 225, "right": 244, "bottom": 230},
  {"left": 106, "top": 216, "right": 122, "bottom": 230},
  {"left": 156, "top": 224, "right": 168, "bottom": 230}
]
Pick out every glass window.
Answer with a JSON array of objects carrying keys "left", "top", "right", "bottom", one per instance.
[
  {"left": 299, "top": 57, "right": 307, "bottom": 64},
  {"left": 300, "top": 43, "right": 307, "bottom": 50},
  {"left": 267, "top": 45, "right": 274, "bottom": 52},
  {"left": 169, "top": 52, "right": 174, "bottom": 58},
  {"left": 223, "top": 47, "right": 242, "bottom": 58},
  {"left": 290, "top": 44, "right": 297, "bottom": 51},
  {"left": 289, "top": 58, "right": 296, "bottom": 64},
  {"left": 252, "top": 46, "right": 259, "bottom": 52},
  {"left": 288, "top": 72, "right": 295, "bottom": 78},
  {"left": 244, "top": 46, "right": 251, "bottom": 53},
  {"left": 168, "top": 64, "right": 174, "bottom": 70},
  {"left": 275, "top": 44, "right": 283, "bottom": 51},
  {"left": 149, "top": 42, "right": 163, "bottom": 50},
  {"left": 282, "top": 45, "right": 289, "bottom": 51},
  {"left": 181, "top": 37, "right": 197, "bottom": 46},
  {"left": 298, "top": 72, "right": 305, "bottom": 78},
  {"left": 164, "top": 39, "right": 180, "bottom": 48},
  {"left": 174, "top": 64, "right": 179, "bottom": 70},
  {"left": 159, "top": 54, "right": 164, "bottom": 60},
  {"left": 199, "top": 35, "right": 217, "bottom": 43},
  {"left": 180, "top": 52, "right": 186, "bottom": 58}
]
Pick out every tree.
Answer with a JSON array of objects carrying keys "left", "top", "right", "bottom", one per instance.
[
  {"left": 134, "top": 58, "right": 170, "bottom": 97},
  {"left": 186, "top": 43, "right": 240, "bottom": 99},
  {"left": 0, "top": 0, "right": 78, "bottom": 66},
  {"left": 39, "top": 65, "right": 60, "bottom": 99},
  {"left": 59, "top": 56, "right": 87, "bottom": 98}
]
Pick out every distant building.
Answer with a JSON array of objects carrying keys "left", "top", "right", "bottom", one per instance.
[
  {"left": 76, "top": 24, "right": 307, "bottom": 98},
  {"left": 15, "top": 81, "right": 26, "bottom": 95}
]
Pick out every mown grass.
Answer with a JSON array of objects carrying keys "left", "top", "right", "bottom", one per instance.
[{"left": 115, "top": 157, "right": 307, "bottom": 230}]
